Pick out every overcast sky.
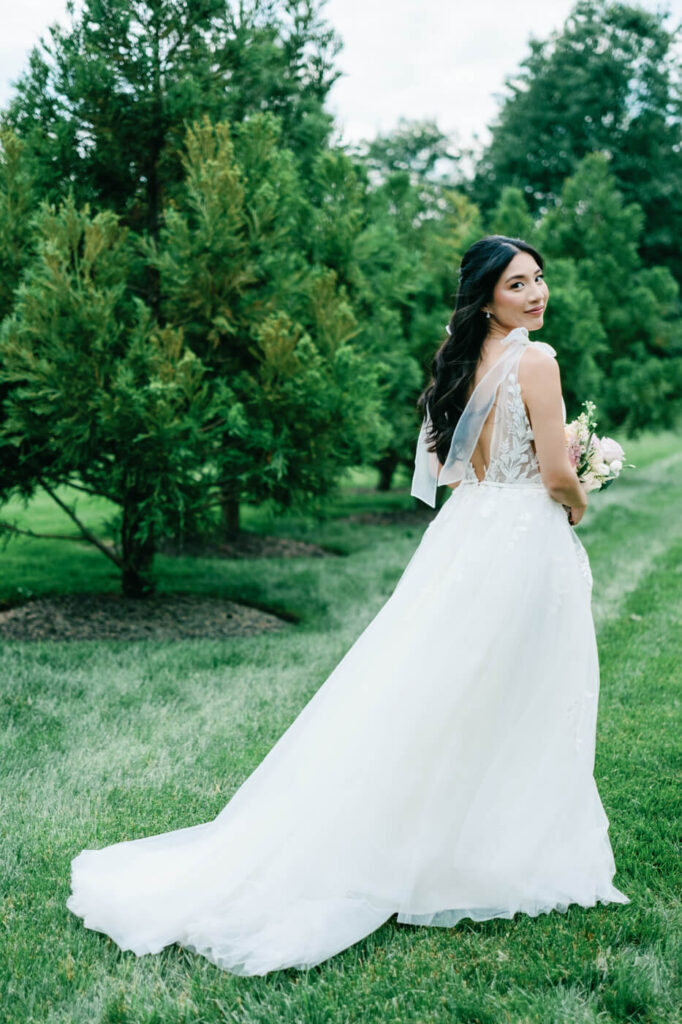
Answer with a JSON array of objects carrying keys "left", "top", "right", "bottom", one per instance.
[{"left": 1, "top": 0, "right": 680, "bottom": 154}]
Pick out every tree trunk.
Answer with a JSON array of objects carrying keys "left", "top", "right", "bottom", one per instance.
[
  {"left": 221, "top": 491, "right": 240, "bottom": 539},
  {"left": 376, "top": 453, "right": 398, "bottom": 492},
  {"left": 120, "top": 501, "right": 156, "bottom": 598}
]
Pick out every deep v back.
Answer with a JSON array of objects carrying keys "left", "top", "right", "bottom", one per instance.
[
  {"left": 462, "top": 339, "right": 558, "bottom": 487},
  {"left": 411, "top": 328, "right": 558, "bottom": 506},
  {"left": 466, "top": 349, "right": 507, "bottom": 482}
]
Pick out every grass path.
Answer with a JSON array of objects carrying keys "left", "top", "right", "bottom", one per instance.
[{"left": 1, "top": 432, "right": 681, "bottom": 1023}]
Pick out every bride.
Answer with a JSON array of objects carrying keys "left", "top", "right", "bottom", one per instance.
[{"left": 67, "top": 235, "right": 630, "bottom": 976}]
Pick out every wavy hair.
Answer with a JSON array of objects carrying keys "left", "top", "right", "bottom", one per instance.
[{"left": 419, "top": 235, "right": 544, "bottom": 465}]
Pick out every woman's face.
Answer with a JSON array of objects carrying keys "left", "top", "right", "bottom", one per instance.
[{"left": 484, "top": 251, "right": 549, "bottom": 334}]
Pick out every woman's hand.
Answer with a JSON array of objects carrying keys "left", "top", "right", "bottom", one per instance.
[{"left": 564, "top": 494, "right": 587, "bottom": 527}]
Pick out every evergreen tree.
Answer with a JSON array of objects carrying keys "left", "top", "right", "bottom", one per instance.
[
  {"left": 538, "top": 154, "right": 682, "bottom": 431},
  {"left": 472, "top": 0, "right": 682, "bottom": 283},
  {"left": 0, "top": 196, "right": 221, "bottom": 596},
  {"left": 2, "top": 0, "right": 340, "bottom": 244},
  {"left": 0, "top": 131, "right": 36, "bottom": 319},
  {"left": 306, "top": 125, "right": 480, "bottom": 491},
  {"left": 146, "top": 115, "right": 388, "bottom": 534},
  {"left": 488, "top": 186, "right": 535, "bottom": 243},
  {"left": 362, "top": 117, "right": 461, "bottom": 184}
]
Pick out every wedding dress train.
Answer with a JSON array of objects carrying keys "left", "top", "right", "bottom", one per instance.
[{"left": 66, "top": 328, "right": 629, "bottom": 975}]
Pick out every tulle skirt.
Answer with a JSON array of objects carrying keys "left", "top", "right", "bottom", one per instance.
[{"left": 67, "top": 479, "right": 629, "bottom": 975}]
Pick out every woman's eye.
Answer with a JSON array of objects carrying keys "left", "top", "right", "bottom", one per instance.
[{"left": 510, "top": 274, "right": 543, "bottom": 290}]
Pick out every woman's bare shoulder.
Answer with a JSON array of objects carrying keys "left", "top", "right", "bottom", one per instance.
[{"left": 518, "top": 343, "right": 562, "bottom": 403}]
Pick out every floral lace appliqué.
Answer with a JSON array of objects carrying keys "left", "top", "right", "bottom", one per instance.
[{"left": 483, "top": 374, "right": 541, "bottom": 485}]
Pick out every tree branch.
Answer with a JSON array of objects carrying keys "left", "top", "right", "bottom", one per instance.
[
  {"left": 193, "top": 496, "right": 225, "bottom": 513},
  {"left": 37, "top": 479, "right": 123, "bottom": 568},
  {"left": 0, "top": 522, "right": 94, "bottom": 544},
  {"left": 63, "top": 478, "right": 117, "bottom": 501}
]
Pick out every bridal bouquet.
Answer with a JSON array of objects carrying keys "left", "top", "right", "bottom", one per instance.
[{"left": 565, "top": 401, "right": 628, "bottom": 493}]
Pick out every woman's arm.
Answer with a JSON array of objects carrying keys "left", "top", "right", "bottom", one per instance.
[{"left": 518, "top": 348, "right": 587, "bottom": 521}]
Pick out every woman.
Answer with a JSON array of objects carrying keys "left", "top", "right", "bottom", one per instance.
[{"left": 67, "top": 235, "right": 629, "bottom": 976}]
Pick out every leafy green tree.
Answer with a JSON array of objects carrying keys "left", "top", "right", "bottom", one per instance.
[
  {"left": 364, "top": 177, "right": 482, "bottom": 490},
  {"left": 349, "top": 170, "right": 425, "bottom": 490},
  {"left": 0, "top": 197, "right": 221, "bottom": 596},
  {"left": 472, "top": 0, "right": 682, "bottom": 283},
  {"left": 146, "top": 115, "right": 388, "bottom": 534}
]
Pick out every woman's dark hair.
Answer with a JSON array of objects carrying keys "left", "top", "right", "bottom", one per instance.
[{"left": 418, "top": 234, "right": 544, "bottom": 465}]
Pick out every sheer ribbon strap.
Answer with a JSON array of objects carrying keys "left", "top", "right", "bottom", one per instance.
[{"left": 411, "top": 328, "right": 554, "bottom": 507}]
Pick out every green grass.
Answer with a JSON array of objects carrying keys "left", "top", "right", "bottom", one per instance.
[{"left": 1, "top": 430, "right": 681, "bottom": 1024}]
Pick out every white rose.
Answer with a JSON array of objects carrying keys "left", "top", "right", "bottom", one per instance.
[
  {"left": 581, "top": 471, "right": 601, "bottom": 492},
  {"left": 609, "top": 459, "right": 622, "bottom": 474}
]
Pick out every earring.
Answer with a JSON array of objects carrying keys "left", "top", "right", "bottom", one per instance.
[{"left": 484, "top": 310, "right": 491, "bottom": 319}]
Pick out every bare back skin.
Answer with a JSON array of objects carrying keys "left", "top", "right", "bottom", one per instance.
[{"left": 465, "top": 340, "right": 522, "bottom": 483}]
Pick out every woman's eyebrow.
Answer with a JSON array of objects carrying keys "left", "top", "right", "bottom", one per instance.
[{"left": 504, "top": 268, "right": 541, "bottom": 283}]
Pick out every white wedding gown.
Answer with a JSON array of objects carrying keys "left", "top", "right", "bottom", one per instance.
[{"left": 67, "top": 329, "right": 629, "bottom": 975}]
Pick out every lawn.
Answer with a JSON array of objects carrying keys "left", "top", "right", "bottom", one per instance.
[{"left": 1, "top": 430, "right": 681, "bottom": 1024}]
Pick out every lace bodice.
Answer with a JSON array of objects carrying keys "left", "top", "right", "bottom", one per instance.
[{"left": 462, "top": 368, "right": 543, "bottom": 487}]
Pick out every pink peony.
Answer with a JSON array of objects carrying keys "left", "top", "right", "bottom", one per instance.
[{"left": 600, "top": 436, "right": 625, "bottom": 463}]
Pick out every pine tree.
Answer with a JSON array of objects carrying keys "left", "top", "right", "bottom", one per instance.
[
  {"left": 308, "top": 126, "right": 481, "bottom": 492},
  {"left": 0, "top": 131, "right": 36, "bottom": 319},
  {"left": 0, "top": 196, "right": 221, "bottom": 596},
  {"left": 2, "top": 0, "right": 340, "bottom": 242},
  {"left": 146, "top": 115, "right": 388, "bottom": 534}
]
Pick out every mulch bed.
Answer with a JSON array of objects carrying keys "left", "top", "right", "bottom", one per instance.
[
  {"left": 158, "top": 532, "right": 335, "bottom": 559},
  {"left": 0, "top": 517, "right": 432, "bottom": 642},
  {"left": 0, "top": 593, "right": 289, "bottom": 643}
]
